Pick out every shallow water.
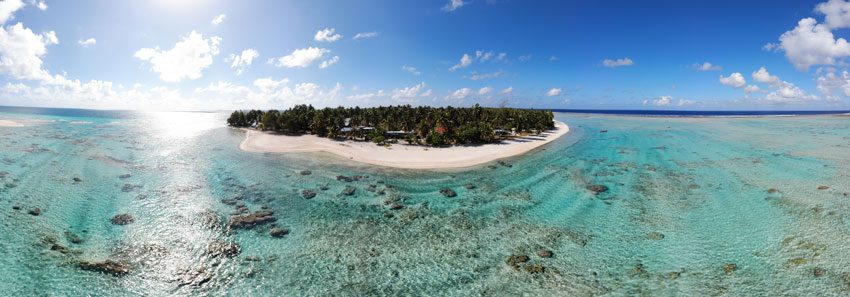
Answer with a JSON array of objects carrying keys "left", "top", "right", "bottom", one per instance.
[{"left": 1, "top": 109, "right": 849, "bottom": 296}]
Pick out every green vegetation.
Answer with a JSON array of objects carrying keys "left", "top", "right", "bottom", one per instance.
[{"left": 227, "top": 104, "right": 555, "bottom": 146}]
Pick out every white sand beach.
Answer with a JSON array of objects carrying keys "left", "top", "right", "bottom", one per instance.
[
  {"left": 240, "top": 121, "right": 569, "bottom": 169},
  {"left": 0, "top": 120, "right": 23, "bottom": 127}
]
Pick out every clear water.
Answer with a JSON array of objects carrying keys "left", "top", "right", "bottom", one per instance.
[{"left": 1, "top": 109, "right": 849, "bottom": 296}]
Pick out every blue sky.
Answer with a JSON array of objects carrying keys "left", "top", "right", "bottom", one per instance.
[{"left": 0, "top": 0, "right": 848, "bottom": 110}]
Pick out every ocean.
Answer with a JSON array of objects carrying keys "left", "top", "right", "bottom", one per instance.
[{"left": 1, "top": 106, "right": 849, "bottom": 295}]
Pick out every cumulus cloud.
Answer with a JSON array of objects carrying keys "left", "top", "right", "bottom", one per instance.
[
  {"left": 352, "top": 32, "right": 378, "bottom": 40},
  {"left": 764, "top": 83, "right": 819, "bottom": 103},
  {"left": 34, "top": 0, "right": 46, "bottom": 10},
  {"left": 719, "top": 72, "right": 746, "bottom": 88},
  {"left": 134, "top": 31, "right": 221, "bottom": 83},
  {"left": 816, "top": 67, "right": 850, "bottom": 101},
  {"left": 546, "top": 88, "right": 562, "bottom": 97},
  {"left": 467, "top": 70, "right": 505, "bottom": 81},
  {"left": 420, "top": 89, "right": 432, "bottom": 97},
  {"left": 253, "top": 77, "right": 289, "bottom": 92},
  {"left": 78, "top": 37, "right": 96, "bottom": 47},
  {"left": 744, "top": 85, "right": 762, "bottom": 93},
  {"left": 0, "top": 0, "right": 25, "bottom": 24},
  {"left": 695, "top": 62, "right": 722, "bottom": 71},
  {"left": 442, "top": 0, "right": 465, "bottom": 12},
  {"left": 602, "top": 57, "right": 634, "bottom": 68},
  {"left": 314, "top": 28, "right": 342, "bottom": 42},
  {"left": 391, "top": 82, "right": 427, "bottom": 100},
  {"left": 0, "top": 22, "right": 58, "bottom": 81},
  {"left": 449, "top": 53, "right": 472, "bottom": 71},
  {"left": 211, "top": 14, "right": 226, "bottom": 25},
  {"left": 501, "top": 86, "right": 513, "bottom": 94},
  {"left": 226, "top": 48, "right": 259, "bottom": 75},
  {"left": 448, "top": 87, "right": 472, "bottom": 99},
  {"left": 751, "top": 67, "right": 780, "bottom": 85},
  {"left": 816, "top": 0, "right": 850, "bottom": 28},
  {"left": 318, "top": 55, "right": 340, "bottom": 69},
  {"left": 402, "top": 65, "right": 420, "bottom": 76},
  {"left": 478, "top": 86, "right": 492, "bottom": 95},
  {"left": 270, "top": 47, "right": 329, "bottom": 68},
  {"left": 777, "top": 17, "right": 850, "bottom": 71},
  {"left": 644, "top": 95, "right": 672, "bottom": 106}
]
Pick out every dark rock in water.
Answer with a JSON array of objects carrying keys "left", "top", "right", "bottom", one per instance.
[
  {"left": 842, "top": 272, "right": 850, "bottom": 289},
  {"left": 28, "top": 208, "right": 41, "bottom": 216},
  {"left": 270, "top": 227, "right": 290, "bottom": 238},
  {"left": 687, "top": 184, "right": 700, "bottom": 189},
  {"left": 505, "top": 254, "right": 530, "bottom": 268},
  {"left": 464, "top": 183, "right": 477, "bottom": 190},
  {"left": 302, "top": 189, "right": 316, "bottom": 199},
  {"left": 199, "top": 211, "right": 221, "bottom": 229},
  {"left": 300, "top": 170, "right": 312, "bottom": 176},
  {"left": 487, "top": 165, "right": 498, "bottom": 169},
  {"left": 440, "top": 188, "right": 457, "bottom": 198},
  {"left": 121, "top": 183, "right": 141, "bottom": 192},
  {"left": 319, "top": 184, "right": 330, "bottom": 191},
  {"left": 65, "top": 231, "right": 84, "bottom": 244},
  {"left": 50, "top": 243, "right": 70, "bottom": 254},
  {"left": 647, "top": 232, "right": 665, "bottom": 240},
  {"left": 341, "top": 186, "right": 356, "bottom": 196},
  {"left": 586, "top": 184, "right": 609, "bottom": 194},
  {"left": 221, "top": 198, "right": 238, "bottom": 205},
  {"left": 77, "top": 260, "right": 131, "bottom": 276},
  {"left": 72, "top": 177, "right": 82, "bottom": 183},
  {"left": 227, "top": 211, "right": 276, "bottom": 229},
  {"left": 524, "top": 264, "right": 545, "bottom": 274},
  {"left": 497, "top": 160, "right": 513, "bottom": 168},
  {"left": 723, "top": 263, "right": 737, "bottom": 275},
  {"left": 206, "top": 240, "right": 241, "bottom": 258},
  {"left": 12, "top": 205, "right": 20, "bottom": 210},
  {"left": 119, "top": 174, "right": 131, "bottom": 179},
  {"left": 388, "top": 203, "right": 404, "bottom": 210},
  {"left": 336, "top": 175, "right": 355, "bottom": 182},
  {"left": 767, "top": 188, "right": 780, "bottom": 194},
  {"left": 110, "top": 213, "right": 134, "bottom": 225},
  {"left": 817, "top": 185, "right": 830, "bottom": 190},
  {"left": 813, "top": 267, "right": 826, "bottom": 277},
  {"left": 537, "top": 249, "right": 553, "bottom": 258}
]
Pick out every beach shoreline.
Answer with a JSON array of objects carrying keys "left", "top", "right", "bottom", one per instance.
[
  {"left": 239, "top": 120, "right": 569, "bottom": 169},
  {"left": 0, "top": 119, "right": 23, "bottom": 127}
]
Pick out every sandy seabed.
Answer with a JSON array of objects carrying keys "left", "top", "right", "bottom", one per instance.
[{"left": 239, "top": 121, "right": 569, "bottom": 169}]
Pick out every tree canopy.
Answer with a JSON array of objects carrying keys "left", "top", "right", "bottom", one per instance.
[{"left": 227, "top": 104, "right": 555, "bottom": 146}]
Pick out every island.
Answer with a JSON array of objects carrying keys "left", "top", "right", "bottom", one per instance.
[
  {"left": 228, "top": 104, "right": 569, "bottom": 169},
  {"left": 0, "top": 120, "right": 23, "bottom": 127}
]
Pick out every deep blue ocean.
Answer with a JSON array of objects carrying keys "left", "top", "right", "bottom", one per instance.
[{"left": 1, "top": 106, "right": 849, "bottom": 296}]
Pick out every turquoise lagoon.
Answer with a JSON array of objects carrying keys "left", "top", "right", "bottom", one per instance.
[{"left": 1, "top": 108, "right": 849, "bottom": 296}]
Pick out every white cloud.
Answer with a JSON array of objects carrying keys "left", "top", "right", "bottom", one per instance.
[
  {"left": 253, "top": 77, "right": 289, "bottom": 92},
  {"left": 442, "top": 0, "right": 465, "bottom": 12},
  {"left": 352, "top": 32, "right": 378, "bottom": 40},
  {"left": 518, "top": 54, "right": 532, "bottom": 62},
  {"left": 402, "top": 65, "right": 420, "bottom": 75},
  {"left": 420, "top": 89, "right": 432, "bottom": 97},
  {"left": 764, "top": 83, "right": 818, "bottom": 102},
  {"left": 448, "top": 87, "right": 471, "bottom": 99},
  {"left": 744, "top": 85, "right": 762, "bottom": 93},
  {"left": 467, "top": 70, "right": 505, "bottom": 80},
  {"left": 501, "top": 86, "right": 513, "bottom": 94},
  {"left": 0, "top": 0, "right": 24, "bottom": 24},
  {"left": 391, "top": 82, "right": 427, "bottom": 100},
  {"left": 318, "top": 55, "right": 339, "bottom": 69},
  {"left": 816, "top": 67, "right": 850, "bottom": 101},
  {"left": 602, "top": 57, "right": 634, "bottom": 68},
  {"left": 314, "top": 28, "right": 342, "bottom": 42},
  {"left": 816, "top": 0, "right": 850, "bottom": 28},
  {"left": 695, "top": 62, "right": 722, "bottom": 71},
  {"left": 777, "top": 17, "right": 850, "bottom": 71},
  {"left": 546, "top": 88, "right": 562, "bottom": 97},
  {"left": 449, "top": 53, "right": 472, "bottom": 71},
  {"left": 751, "top": 67, "right": 780, "bottom": 85},
  {"left": 478, "top": 86, "right": 492, "bottom": 95},
  {"left": 0, "top": 22, "right": 58, "bottom": 80},
  {"left": 644, "top": 95, "right": 672, "bottom": 106},
  {"left": 226, "top": 48, "right": 259, "bottom": 75},
  {"left": 719, "top": 72, "right": 746, "bottom": 88},
  {"left": 134, "top": 31, "right": 221, "bottom": 83},
  {"left": 34, "top": 0, "right": 47, "bottom": 10},
  {"left": 211, "top": 14, "right": 226, "bottom": 25},
  {"left": 270, "top": 47, "right": 329, "bottom": 68},
  {"left": 77, "top": 37, "right": 96, "bottom": 47}
]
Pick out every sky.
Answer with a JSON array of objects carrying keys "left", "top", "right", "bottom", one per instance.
[{"left": 1, "top": 0, "right": 850, "bottom": 110}]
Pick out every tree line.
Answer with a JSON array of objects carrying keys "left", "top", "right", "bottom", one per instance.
[{"left": 227, "top": 104, "right": 555, "bottom": 145}]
